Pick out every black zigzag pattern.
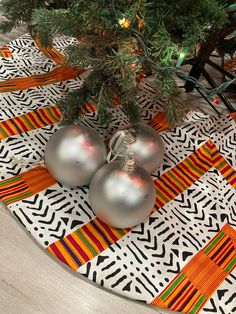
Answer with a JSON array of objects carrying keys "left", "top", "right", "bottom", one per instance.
[{"left": 80, "top": 168, "right": 236, "bottom": 301}]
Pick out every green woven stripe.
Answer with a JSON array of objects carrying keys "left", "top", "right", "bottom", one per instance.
[
  {"left": 0, "top": 125, "right": 9, "bottom": 138},
  {"left": 22, "top": 114, "right": 35, "bottom": 129},
  {"left": 225, "top": 257, "right": 236, "bottom": 273},
  {"left": 215, "top": 159, "right": 228, "bottom": 170},
  {"left": 185, "top": 158, "right": 205, "bottom": 176},
  {"left": 0, "top": 176, "right": 22, "bottom": 186},
  {"left": 155, "top": 186, "right": 170, "bottom": 203},
  {"left": 204, "top": 232, "right": 225, "bottom": 254},
  {"left": 161, "top": 273, "right": 185, "bottom": 300},
  {"left": 45, "top": 107, "right": 59, "bottom": 122},
  {"left": 0, "top": 87, "right": 18, "bottom": 93},
  {"left": 75, "top": 229, "right": 97, "bottom": 256},
  {"left": 202, "top": 145, "right": 211, "bottom": 156},
  {"left": 168, "top": 171, "right": 187, "bottom": 190},
  {"left": 4, "top": 191, "right": 33, "bottom": 205},
  {"left": 190, "top": 295, "right": 206, "bottom": 314},
  {"left": 116, "top": 228, "right": 126, "bottom": 237},
  {"left": 86, "top": 96, "right": 95, "bottom": 105}
]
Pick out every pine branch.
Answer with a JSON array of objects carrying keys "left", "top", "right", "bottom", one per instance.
[
  {"left": 31, "top": 8, "right": 77, "bottom": 46},
  {"left": 0, "top": 0, "right": 68, "bottom": 33},
  {"left": 4, "top": 0, "right": 231, "bottom": 127},
  {"left": 57, "top": 87, "right": 89, "bottom": 125},
  {"left": 164, "top": 94, "right": 189, "bottom": 127},
  {"left": 96, "top": 82, "right": 114, "bottom": 125}
]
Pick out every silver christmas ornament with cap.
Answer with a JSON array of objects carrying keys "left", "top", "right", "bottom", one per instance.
[
  {"left": 44, "top": 125, "right": 107, "bottom": 187},
  {"left": 89, "top": 153, "right": 156, "bottom": 228},
  {"left": 108, "top": 123, "right": 165, "bottom": 174}
]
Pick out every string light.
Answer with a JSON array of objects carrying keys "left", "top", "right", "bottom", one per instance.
[
  {"left": 112, "top": 0, "right": 236, "bottom": 99},
  {"left": 119, "top": 17, "right": 131, "bottom": 28},
  {"left": 213, "top": 97, "right": 220, "bottom": 105},
  {"left": 133, "top": 31, "right": 236, "bottom": 98},
  {"left": 136, "top": 14, "right": 144, "bottom": 31},
  {"left": 176, "top": 51, "right": 187, "bottom": 68},
  {"left": 227, "top": 4, "right": 236, "bottom": 12}
]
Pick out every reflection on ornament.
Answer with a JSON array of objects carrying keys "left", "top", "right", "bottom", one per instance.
[
  {"left": 44, "top": 125, "right": 106, "bottom": 187},
  {"left": 89, "top": 153, "right": 156, "bottom": 228},
  {"left": 108, "top": 123, "right": 165, "bottom": 174}
]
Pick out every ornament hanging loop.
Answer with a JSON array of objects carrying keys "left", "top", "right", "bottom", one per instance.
[{"left": 107, "top": 129, "right": 135, "bottom": 162}]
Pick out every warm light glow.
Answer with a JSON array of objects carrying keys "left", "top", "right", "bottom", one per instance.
[{"left": 119, "top": 18, "right": 131, "bottom": 29}]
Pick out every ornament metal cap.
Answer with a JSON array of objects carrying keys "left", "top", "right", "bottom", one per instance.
[
  {"left": 123, "top": 129, "right": 136, "bottom": 145},
  {"left": 122, "top": 152, "right": 136, "bottom": 171}
]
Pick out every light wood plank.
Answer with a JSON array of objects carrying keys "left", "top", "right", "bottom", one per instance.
[{"left": 0, "top": 209, "right": 173, "bottom": 314}]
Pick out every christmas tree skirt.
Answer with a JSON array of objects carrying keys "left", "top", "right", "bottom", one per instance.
[{"left": 0, "top": 34, "right": 235, "bottom": 314}]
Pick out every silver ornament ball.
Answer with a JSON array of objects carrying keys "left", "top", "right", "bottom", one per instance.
[
  {"left": 44, "top": 125, "right": 107, "bottom": 187},
  {"left": 89, "top": 154, "right": 156, "bottom": 228},
  {"left": 109, "top": 123, "right": 165, "bottom": 174}
]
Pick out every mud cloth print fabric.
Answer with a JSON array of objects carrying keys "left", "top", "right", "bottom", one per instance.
[{"left": 0, "top": 34, "right": 235, "bottom": 314}]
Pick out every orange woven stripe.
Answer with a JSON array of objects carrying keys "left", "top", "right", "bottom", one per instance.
[
  {"left": 67, "top": 234, "right": 89, "bottom": 264},
  {"left": 21, "top": 166, "right": 57, "bottom": 194},
  {"left": 156, "top": 178, "right": 177, "bottom": 198},
  {"left": 109, "top": 225, "right": 125, "bottom": 239},
  {"left": 173, "top": 285, "right": 197, "bottom": 312},
  {"left": 0, "top": 175, "right": 33, "bottom": 205},
  {"left": 151, "top": 297, "right": 168, "bottom": 309},
  {"left": 151, "top": 224, "right": 236, "bottom": 313},
  {"left": 72, "top": 232, "right": 95, "bottom": 260},
  {"left": 0, "top": 66, "right": 86, "bottom": 93},
  {"left": 95, "top": 218, "right": 117, "bottom": 244},
  {"left": 189, "top": 153, "right": 210, "bottom": 173},
  {"left": 183, "top": 291, "right": 203, "bottom": 313},
  {"left": 63, "top": 237, "right": 85, "bottom": 264},
  {"left": 220, "top": 249, "right": 235, "bottom": 270},
  {"left": 224, "top": 58, "right": 236, "bottom": 72},
  {"left": 35, "top": 37, "right": 65, "bottom": 64},
  {"left": 222, "top": 224, "right": 236, "bottom": 242},
  {"left": 0, "top": 182, "right": 29, "bottom": 198},
  {"left": 86, "top": 223, "right": 108, "bottom": 249},
  {"left": 206, "top": 234, "right": 228, "bottom": 258},
  {"left": 211, "top": 144, "right": 236, "bottom": 188},
  {"left": 148, "top": 112, "right": 170, "bottom": 132},
  {"left": 230, "top": 112, "right": 236, "bottom": 120},
  {"left": 79, "top": 228, "right": 100, "bottom": 255},
  {"left": 164, "top": 277, "right": 189, "bottom": 304},
  {"left": 55, "top": 241, "right": 79, "bottom": 270},
  {"left": 6, "top": 121, "right": 19, "bottom": 134},
  {"left": 182, "top": 252, "right": 227, "bottom": 298},
  {"left": 47, "top": 246, "right": 56, "bottom": 257},
  {"left": 0, "top": 45, "right": 13, "bottom": 59}
]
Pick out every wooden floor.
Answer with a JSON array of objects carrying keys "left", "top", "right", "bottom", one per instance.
[{"left": 0, "top": 202, "right": 171, "bottom": 314}]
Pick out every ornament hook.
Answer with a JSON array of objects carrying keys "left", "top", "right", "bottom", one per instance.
[
  {"left": 122, "top": 152, "right": 136, "bottom": 171},
  {"left": 123, "top": 129, "right": 136, "bottom": 145}
]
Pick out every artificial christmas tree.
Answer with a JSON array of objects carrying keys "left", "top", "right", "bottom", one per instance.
[
  {"left": 0, "top": 0, "right": 235, "bottom": 126},
  {"left": 0, "top": 0, "right": 68, "bottom": 33}
]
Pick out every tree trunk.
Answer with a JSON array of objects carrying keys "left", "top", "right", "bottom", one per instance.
[
  {"left": 185, "top": 31, "right": 220, "bottom": 92},
  {"left": 184, "top": 24, "right": 235, "bottom": 92}
]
